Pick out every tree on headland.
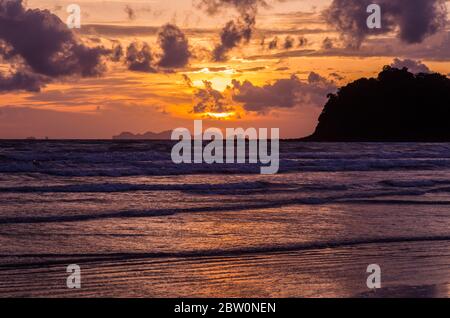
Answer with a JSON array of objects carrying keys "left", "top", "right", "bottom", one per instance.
[{"left": 306, "top": 66, "right": 450, "bottom": 141}]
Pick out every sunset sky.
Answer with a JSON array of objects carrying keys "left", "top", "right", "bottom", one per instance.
[{"left": 1, "top": 0, "right": 450, "bottom": 139}]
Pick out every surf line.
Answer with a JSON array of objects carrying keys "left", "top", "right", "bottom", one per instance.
[{"left": 171, "top": 120, "right": 280, "bottom": 175}]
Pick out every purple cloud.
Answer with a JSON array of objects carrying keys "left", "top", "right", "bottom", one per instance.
[
  {"left": 0, "top": 0, "right": 114, "bottom": 92},
  {"left": 157, "top": 24, "right": 191, "bottom": 68},
  {"left": 324, "top": 0, "right": 447, "bottom": 48},
  {"left": 232, "top": 73, "right": 337, "bottom": 112},
  {"left": 390, "top": 58, "right": 431, "bottom": 74}
]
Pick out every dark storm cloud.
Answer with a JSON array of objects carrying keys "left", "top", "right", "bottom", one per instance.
[
  {"left": 157, "top": 24, "right": 191, "bottom": 68},
  {"left": 324, "top": 0, "right": 447, "bottom": 48},
  {"left": 231, "top": 73, "right": 336, "bottom": 112},
  {"left": 0, "top": 0, "right": 115, "bottom": 92}
]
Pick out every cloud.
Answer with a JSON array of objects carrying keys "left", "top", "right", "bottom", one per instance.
[
  {"left": 329, "top": 72, "right": 344, "bottom": 81},
  {"left": 0, "top": 70, "right": 48, "bottom": 92},
  {"left": 125, "top": 42, "right": 156, "bottom": 72},
  {"left": 284, "top": 36, "right": 295, "bottom": 49},
  {"left": 182, "top": 74, "right": 194, "bottom": 87},
  {"left": 324, "top": 0, "right": 447, "bottom": 48},
  {"left": 268, "top": 37, "right": 278, "bottom": 49},
  {"left": 238, "top": 66, "right": 266, "bottom": 72},
  {"left": 231, "top": 73, "right": 337, "bottom": 112},
  {"left": 192, "top": 80, "right": 232, "bottom": 114},
  {"left": 124, "top": 24, "right": 191, "bottom": 72},
  {"left": 0, "top": 0, "right": 111, "bottom": 77},
  {"left": 212, "top": 14, "right": 255, "bottom": 61},
  {"left": 80, "top": 25, "right": 161, "bottom": 37},
  {"left": 264, "top": 35, "right": 307, "bottom": 51},
  {"left": 111, "top": 43, "right": 124, "bottom": 62},
  {"left": 186, "top": 69, "right": 336, "bottom": 115},
  {"left": 249, "top": 31, "right": 450, "bottom": 61},
  {"left": 196, "top": 0, "right": 268, "bottom": 16},
  {"left": 0, "top": 0, "right": 114, "bottom": 92},
  {"left": 198, "top": 0, "right": 268, "bottom": 61},
  {"left": 157, "top": 24, "right": 191, "bottom": 68},
  {"left": 390, "top": 58, "right": 431, "bottom": 74},
  {"left": 322, "top": 37, "right": 334, "bottom": 50},
  {"left": 298, "top": 36, "right": 308, "bottom": 47},
  {"left": 124, "top": 5, "right": 136, "bottom": 20}
]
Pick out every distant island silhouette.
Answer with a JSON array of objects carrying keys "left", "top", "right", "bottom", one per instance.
[
  {"left": 305, "top": 66, "right": 450, "bottom": 141},
  {"left": 113, "top": 131, "right": 172, "bottom": 140}
]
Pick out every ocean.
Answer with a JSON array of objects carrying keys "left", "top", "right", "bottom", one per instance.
[{"left": 0, "top": 141, "right": 449, "bottom": 297}]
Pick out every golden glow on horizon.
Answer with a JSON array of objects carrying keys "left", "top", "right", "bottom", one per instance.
[
  {"left": 2, "top": 1, "right": 450, "bottom": 139},
  {"left": 192, "top": 78, "right": 233, "bottom": 91},
  {"left": 204, "top": 112, "right": 236, "bottom": 119}
]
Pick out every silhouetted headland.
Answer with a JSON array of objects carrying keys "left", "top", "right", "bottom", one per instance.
[
  {"left": 113, "top": 131, "right": 172, "bottom": 140},
  {"left": 305, "top": 66, "right": 450, "bottom": 141}
]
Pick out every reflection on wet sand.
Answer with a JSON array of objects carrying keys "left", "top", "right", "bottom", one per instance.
[{"left": 0, "top": 240, "right": 449, "bottom": 298}]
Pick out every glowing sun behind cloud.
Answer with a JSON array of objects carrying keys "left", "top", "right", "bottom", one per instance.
[
  {"left": 192, "top": 78, "right": 233, "bottom": 91},
  {"left": 204, "top": 111, "right": 237, "bottom": 120}
]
